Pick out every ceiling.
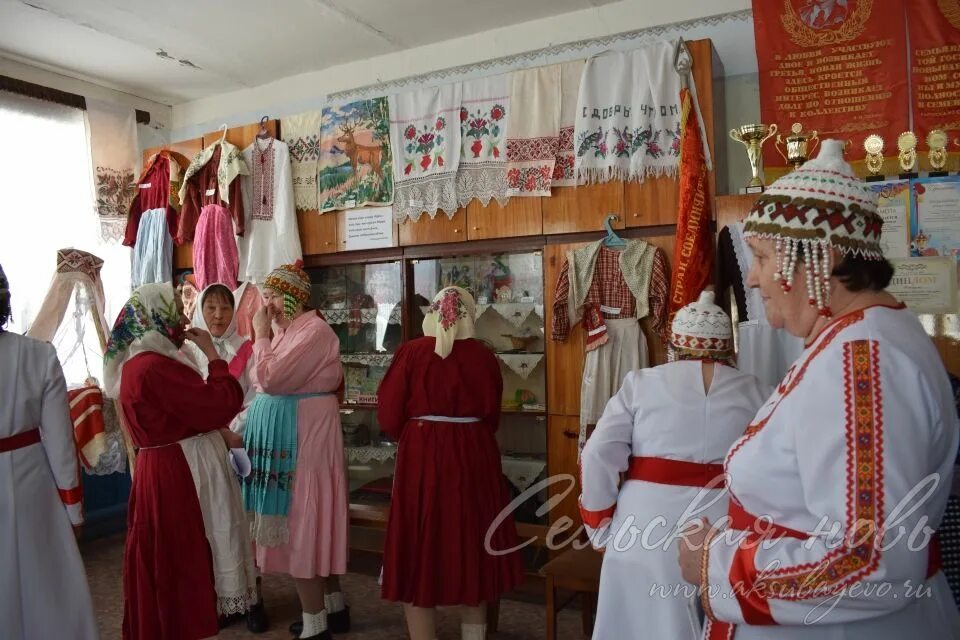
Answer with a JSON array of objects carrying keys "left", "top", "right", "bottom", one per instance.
[{"left": 0, "top": 0, "right": 620, "bottom": 105}]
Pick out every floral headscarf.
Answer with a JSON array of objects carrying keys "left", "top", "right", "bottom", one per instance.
[
  {"left": 103, "top": 282, "right": 198, "bottom": 398},
  {"left": 421, "top": 286, "right": 476, "bottom": 359}
]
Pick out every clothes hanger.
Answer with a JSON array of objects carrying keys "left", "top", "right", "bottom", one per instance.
[
  {"left": 256, "top": 116, "right": 271, "bottom": 139},
  {"left": 602, "top": 214, "right": 627, "bottom": 249},
  {"left": 218, "top": 123, "right": 228, "bottom": 143}
]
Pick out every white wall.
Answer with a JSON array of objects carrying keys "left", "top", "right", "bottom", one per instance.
[
  {"left": 171, "top": 0, "right": 750, "bottom": 138},
  {"left": 0, "top": 55, "right": 173, "bottom": 151}
]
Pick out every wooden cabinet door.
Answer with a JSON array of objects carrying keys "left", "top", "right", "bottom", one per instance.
[
  {"left": 398, "top": 209, "right": 468, "bottom": 246},
  {"left": 715, "top": 194, "right": 758, "bottom": 231},
  {"left": 466, "top": 197, "right": 542, "bottom": 240},
  {"left": 541, "top": 183, "right": 624, "bottom": 235},
  {"left": 624, "top": 175, "right": 679, "bottom": 228},
  {"left": 298, "top": 210, "right": 338, "bottom": 255},
  {"left": 547, "top": 415, "right": 583, "bottom": 529},
  {"left": 543, "top": 242, "right": 588, "bottom": 417}
]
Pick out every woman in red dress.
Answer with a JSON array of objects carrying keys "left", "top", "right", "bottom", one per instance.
[
  {"left": 377, "top": 286, "right": 523, "bottom": 640},
  {"left": 104, "top": 282, "right": 245, "bottom": 640}
]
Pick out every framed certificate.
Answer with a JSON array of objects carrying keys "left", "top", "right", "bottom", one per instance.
[{"left": 888, "top": 257, "right": 957, "bottom": 314}]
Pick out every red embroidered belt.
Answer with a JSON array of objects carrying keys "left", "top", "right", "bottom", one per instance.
[
  {"left": 626, "top": 456, "right": 726, "bottom": 488},
  {"left": 0, "top": 428, "right": 41, "bottom": 453},
  {"left": 705, "top": 501, "right": 942, "bottom": 640}
]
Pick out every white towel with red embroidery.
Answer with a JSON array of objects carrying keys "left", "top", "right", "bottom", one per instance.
[
  {"left": 390, "top": 84, "right": 463, "bottom": 222},
  {"left": 574, "top": 41, "right": 683, "bottom": 184},
  {"left": 456, "top": 75, "right": 510, "bottom": 208},
  {"left": 552, "top": 59, "right": 586, "bottom": 188},
  {"left": 506, "top": 65, "right": 561, "bottom": 197}
]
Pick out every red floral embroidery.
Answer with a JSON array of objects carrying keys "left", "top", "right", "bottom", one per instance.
[
  {"left": 435, "top": 116, "right": 446, "bottom": 131},
  {"left": 459, "top": 108, "right": 468, "bottom": 122},
  {"left": 491, "top": 104, "right": 505, "bottom": 121},
  {"left": 404, "top": 125, "right": 417, "bottom": 140}
]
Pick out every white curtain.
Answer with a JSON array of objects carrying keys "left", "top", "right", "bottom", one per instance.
[{"left": 0, "top": 90, "right": 131, "bottom": 383}]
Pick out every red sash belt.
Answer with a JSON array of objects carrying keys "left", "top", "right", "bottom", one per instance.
[
  {"left": 706, "top": 501, "right": 942, "bottom": 640},
  {"left": 0, "top": 428, "right": 41, "bottom": 453},
  {"left": 627, "top": 455, "right": 726, "bottom": 488}
]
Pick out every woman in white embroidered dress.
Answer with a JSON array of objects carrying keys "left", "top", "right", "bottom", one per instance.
[
  {"left": 678, "top": 141, "right": 960, "bottom": 639},
  {"left": 581, "top": 290, "right": 768, "bottom": 640}
]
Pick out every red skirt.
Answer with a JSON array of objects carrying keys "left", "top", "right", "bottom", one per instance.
[
  {"left": 381, "top": 419, "right": 524, "bottom": 607},
  {"left": 123, "top": 447, "right": 218, "bottom": 640}
]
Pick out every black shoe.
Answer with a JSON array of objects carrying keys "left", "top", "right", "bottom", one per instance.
[
  {"left": 289, "top": 619, "right": 303, "bottom": 636},
  {"left": 218, "top": 612, "right": 244, "bottom": 629},
  {"left": 300, "top": 632, "right": 332, "bottom": 640},
  {"left": 246, "top": 601, "right": 270, "bottom": 634},
  {"left": 329, "top": 606, "right": 351, "bottom": 634}
]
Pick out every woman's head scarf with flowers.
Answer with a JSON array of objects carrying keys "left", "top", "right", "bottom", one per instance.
[
  {"left": 103, "top": 282, "right": 198, "bottom": 398},
  {"left": 421, "top": 286, "right": 476, "bottom": 359}
]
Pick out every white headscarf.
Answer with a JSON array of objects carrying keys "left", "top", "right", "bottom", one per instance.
[
  {"left": 103, "top": 282, "right": 199, "bottom": 398},
  {"left": 421, "top": 286, "right": 476, "bottom": 359},
  {"left": 184, "top": 283, "right": 248, "bottom": 377}
]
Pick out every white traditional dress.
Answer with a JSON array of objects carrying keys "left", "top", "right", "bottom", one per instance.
[
  {"left": 239, "top": 138, "right": 302, "bottom": 284},
  {"left": 702, "top": 304, "right": 960, "bottom": 639},
  {"left": 717, "top": 223, "right": 804, "bottom": 388},
  {"left": 0, "top": 331, "right": 99, "bottom": 640},
  {"left": 580, "top": 360, "right": 769, "bottom": 640}
]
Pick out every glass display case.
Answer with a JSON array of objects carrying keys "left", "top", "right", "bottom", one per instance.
[
  {"left": 309, "top": 261, "right": 402, "bottom": 510},
  {"left": 308, "top": 250, "right": 549, "bottom": 535}
]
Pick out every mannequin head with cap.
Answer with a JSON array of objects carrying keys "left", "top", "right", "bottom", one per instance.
[
  {"left": 0, "top": 262, "right": 10, "bottom": 332},
  {"left": 669, "top": 289, "right": 734, "bottom": 365},
  {"left": 742, "top": 139, "right": 896, "bottom": 340}
]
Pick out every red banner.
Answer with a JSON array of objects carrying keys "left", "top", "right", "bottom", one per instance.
[
  {"left": 753, "top": 0, "right": 909, "bottom": 166},
  {"left": 670, "top": 88, "right": 713, "bottom": 323},
  {"left": 907, "top": 0, "right": 960, "bottom": 144}
]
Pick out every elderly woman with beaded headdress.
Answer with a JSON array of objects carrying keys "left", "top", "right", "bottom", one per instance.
[
  {"left": 579, "top": 289, "right": 769, "bottom": 640},
  {"left": 0, "top": 263, "right": 100, "bottom": 638},
  {"left": 677, "top": 141, "right": 960, "bottom": 639},
  {"left": 244, "top": 261, "right": 349, "bottom": 640}
]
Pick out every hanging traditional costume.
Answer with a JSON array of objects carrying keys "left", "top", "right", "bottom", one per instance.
[
  {"left": 551, "top": 239, "right": 669, "bottom": 450},
  {"left": 239, "top": 137, "right": 302, "bottom": 284},
  {"left": 104, "top": 283, "right": 257, "bottom": 640},
  {"left": 178, "top": 138, "right": 248, "bottom": 291},
  {"left": 125, "top": 150, "right": 181, "bottom": 287},
  {"left": 182, "top": 284, "right": 257, "bottom": 435},
  {"left": 377, "top": 287, "right": 524, "bottom": 610},
  {"left": 242, "top": 263, "right": 349, "bottom": 581},
  {"left": 699, "top": 141, "right": 960, "bottom": 639},
  {"left": 27, "top": 248, "right": 128, "bottom": 474},
  {"left": 717, "top": 222, "right": 804, "bottom": 388},
  {"left": 580, "top": 290, "right": 768, "bottom": 640},
  {"left": 1, "top": 265, "right": 100, "bottom": 640}
]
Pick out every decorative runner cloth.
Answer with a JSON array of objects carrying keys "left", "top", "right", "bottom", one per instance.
[
  {"left": 456, "top": 75, "right": 510, "bottom": 208},
  {"left": 390, "top": 84, "right": 463, "bottom": 222},
  {"left": 319, "top": 97, "right": 393, "bottom": 213},
  {"left": 574, "top": 41, "right": 683, "bottom": 184},
  {"left": 68, "top": 385, "right": 107, "bottom": 471},
  {"left": 552, "top": 60, "right": 586, "bottom": 187},
  {"left": 497, "top": 353, "right": 545, "bottom": 380},
  {"left": 85, "top": 99, "right": 138, "bottom": 242},
  {"left": 507, "top": 65, "right": 561, "bottom": 197},
  {"left": 281, "top": 111, "right": 322, "bottom": 212}
]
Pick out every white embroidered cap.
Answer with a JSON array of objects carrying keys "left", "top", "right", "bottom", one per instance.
[{"left": 670, "top": 290, "right": 732, "bottom": 354}]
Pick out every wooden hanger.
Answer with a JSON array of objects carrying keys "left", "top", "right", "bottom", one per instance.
[
  {"left": 602, "top": 214, "right": 626, "bottom": 249},
  {"left": 256, "top": 116, "right": 271, "bottom": 139}
]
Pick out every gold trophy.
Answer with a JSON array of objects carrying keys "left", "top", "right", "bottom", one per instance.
[
  {"left": 863, "top": 134, "right": 885, "bottom": 181},
  {"left": 927, "top": 129, "right": 948, "bottom": 175},
  {"left": 775, "top": 122, "right": 819, "bottom": 171},
  {"left": 730, "top": 123, "right": 779, "bottom": 193},
  {"left": 898, "top": 131, "right": 918, "bottom": 176}
]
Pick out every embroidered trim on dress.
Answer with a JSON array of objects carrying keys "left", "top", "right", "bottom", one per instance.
[{"left": 251, "top": 140, "right": 276, "bottom": 221}]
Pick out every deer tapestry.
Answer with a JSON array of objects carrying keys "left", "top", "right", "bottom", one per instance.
[{"left": 318, "top": 97, "right": 393, "bottom": 213}]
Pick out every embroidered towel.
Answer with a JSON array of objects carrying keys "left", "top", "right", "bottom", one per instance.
[
  {"left": 506, "top": 65, "right": 561, "bottom": 197},
  {"left": 86, "top": 99, "right": 138, "bottom": 242},
  {"left": 281, "top": 111, "right": 322, "bottom": 212},
  {"left": 390, "top": 84, "right": 462, "bottom": 222},
  {"left": 574, "top": 41, "right": 683, "bottom": 184},
  {"left": 319, "top": 97, "right": 393, "bottom": 212},
  {"left": 456, "top": 74, "right": 510, "bottom": 208},
  {"left": 552, "top": 60, "right": 586, "bottom": 187}
]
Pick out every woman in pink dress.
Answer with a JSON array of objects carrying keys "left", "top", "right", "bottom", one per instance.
[{"left": 242, "top": 261, "right": 349, "bottom": 640}]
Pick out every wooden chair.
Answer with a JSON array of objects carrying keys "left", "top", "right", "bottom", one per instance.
[{"left": 539, "top": 547, "right": 603, "bottom": 639}]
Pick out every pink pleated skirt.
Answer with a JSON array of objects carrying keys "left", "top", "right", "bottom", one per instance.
[{"left": 193, "top": 204, "right": 238, "bottom": 291}]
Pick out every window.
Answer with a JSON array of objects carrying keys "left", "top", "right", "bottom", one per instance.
[{"left": 0, "top": 90, "right": 131, "bottom": 384}]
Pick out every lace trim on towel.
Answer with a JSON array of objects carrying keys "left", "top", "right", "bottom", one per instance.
[
  {"left": 456, "top": 163, "right": 510, "bottom": 208},
  {"left": 393, "top": 174, "right": 458, "bottom": 222}
]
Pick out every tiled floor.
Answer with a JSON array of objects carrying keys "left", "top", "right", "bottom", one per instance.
[{"left": 81, "top": 535, "right": 582, "bottom": 639}]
